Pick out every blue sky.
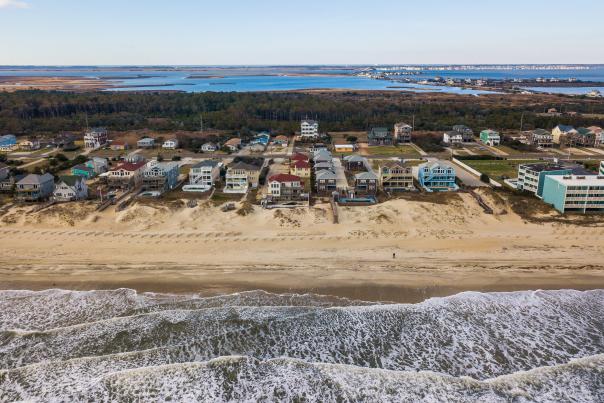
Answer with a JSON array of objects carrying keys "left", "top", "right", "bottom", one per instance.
[{"left": 1, "top": 0, "right": 602, "bottom": 65}]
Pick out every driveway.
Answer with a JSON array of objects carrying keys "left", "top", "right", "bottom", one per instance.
[{"left": 332, "top": 158, "right": 349, "bottom": 190}]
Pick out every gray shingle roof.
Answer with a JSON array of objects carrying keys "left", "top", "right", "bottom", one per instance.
[
  {"left": 17, "top": 173, "right": 54, "bottom": 185},
  {"left": 355, "top": 171, "right": 378, "bottom": 181},
  {"left": 191, "top": 160, "right": 220, "bottom": 169}
]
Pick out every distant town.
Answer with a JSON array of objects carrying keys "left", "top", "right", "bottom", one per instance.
[{"left": 1, "top": 117, "right": 603, "bottom": 217}]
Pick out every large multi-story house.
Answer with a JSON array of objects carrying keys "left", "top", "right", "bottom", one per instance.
[
  {"left": 368, "top": 127, "right": 393, "bottom": 146},
  {"left": 142, "top": 161, "right": 180, "bottom": 193},
  {"left": 0, "top": 134, "right": 17, "bottom": 152},
  {"left": 183, "top": 160, "right": 221, "bottom": 192},
  {"left": 394, "top": 122, "right": 413, "bottom": 143},
  {"left": 528, "top": 129, "right": 554, "bottom": 148},
  {"left": 452, "top": 125, "right": 475, "bottom": 142},
  {"left": 84, "top": 128, "right": 108, "bottom": 149},
  {"left": 343, "top": 155, "right": 367, "bottom": 171},
  {"left": 53, "top": 175, "right": 88, "bottom": 202},
  {"left": 379, "top": 162, "right": 414, "bottom": 192},
  {"left": 19, "top": 139, "right": 41, "bottom": 151},
  {"left": 443, "top": 131, "right": 464, "bottom": 145},
  {"left": 137, "top": 137, "right": 156, "bottom": 149},
  {"left": 162, "top": 138, "right": 179, "bottom": 150},
  {"left": 224, "top": 161, "right": 262, "bottom": 193},
  {"left": 15, "top": 173, "right": 55, "bottom": 202},
  {"left": 107, "top": 161, "right": 147, "bottom": 189},
  {"left": 312, "top": 149, "right": 333, "bottom": 164},
  {"left": 589, "top": 126, "right": 604, "bottom": 146},
  {"left": 315, "top": 169, "right": 337, "bottom": 195},
  {"left": 290, "top": 159, "right": 311, "bottom": 178},
  {"left": 300, "top": 120, "right": 319, "bottom": 140},
  {"left": 516, "top": 163, "right": 575, "bottom": 197},
  {"left": 417, "top": 162, "right": 458, "bottom": 192},
  {"left": 567, "top": 127, "right": 597, "bottom": 147},
  {"left": 268, "top": 174, "right": 305, "bottom": 201},
  {"left": 552, "top": 124, "right": 577, "bottom": 145},
  {"left": 479, "top": 129, "right": 501, "bottom": 146},
  {"left": 542, "top": 174, "right": 604, "bottom": 214},
  {"left": 354, "top": 171, "right": 378, "bottom": 195}
]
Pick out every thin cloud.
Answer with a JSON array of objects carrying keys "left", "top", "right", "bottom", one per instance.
[{"left": 0, "top": 0, "right": 30, "bottom": 9}]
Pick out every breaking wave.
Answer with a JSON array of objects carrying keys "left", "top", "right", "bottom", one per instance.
[{"left": 1, "top": 289, "right": 603, "bottom": 402}]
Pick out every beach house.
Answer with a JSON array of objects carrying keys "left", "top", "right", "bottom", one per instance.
[
  {"left": 201, "top": 142, "right": 218, "bottom": 153},
  {"left": 315, "top": 169, "right": 338, "bottom": 195},
  {"left": 443, "top": 131, "right": 464, "bottom": 145},
  {"left": 552, "top": 124, "right": 577, "bottom": 145},
  {"left": 268, "top": 173, "right": 305, "bottom": 201},
  {"left": 312, "top": 149, "right": 333, "bottom": 164},
  {"left": 453, "top": 125, "right": 475, "bottom": 142},
  {"left": 224, "top": 160, "right": 262, "bottom": 193},
  {"left": 528, "top": 129, "right": 554, "bottom": 148},
  {"left": 479, "top": 129, "right": 501, "bottom": 146},
  {"left": 589, "top": 126, "right": 604, "bottom": 146},
  {"left": 271, "top": 135, "right": 289, "bottom": 147},
  {"left": 87, "top": 157, "right": 109, "bottom": 175},
  {"left": 0, "top": 134, "right": 17, "bottom": 152},
  {"left": 417, "top": 162, "right": 458, "bottom": 192},
  {"left": 110, "top": 140, "right": 129, "bottom": 151},
  {"left": 224, "top": 138, "right": 242, "bottom": 152},
  {"left": 15, "top": 173, "right": 55, "bottom": 202},
  {"left": 354, "top": 171, "right": 379, "bottom": 195},
  {"left": 124, "top": 152, "right": 146, "bottom": 164},
  {"left": 184, "top": 160, "right": 221, "bottom": 192},
  {"left": 107, "top": 161, "right": 147, "bottom": 189},
  {"left": 137, "top": 137, "right": 155, "bottom": 149},
  {"left": 301, "top": 120, "right": 319, "bottom": 140},
  {"left": 291, "top": 152, "right": 310, "bottom": 163},
  {"left": 71, "top": 164, "right": 96, "bottom": 179},
  {"left": 567, "top": 127, "right": 597, "bottom": 147},
  {"left": 142, "top": 161, "right": 180, "bottom": 193},
  {"left": 162, "top": 139, "right": 179, "bottom": 150},
  {"left": 379, "top": 162, "right": 414, "bottom": 192},
  {"left": 290, "top": 159, "right": 311, "bottom": 178},
  {"left": 394, "top": 122, "right": 413, "bottom": 143},
  {"left": 19, "top": 139, "right": 41, "bottom": 151},
  {"left": 53, "top": 175, "right": 88, "bottom": 202},
  {"left": 368, "top": 127, "right": 393, "bottom": 146},
  {"left": 343, "top": 155, "right": 367, "bottom": 171},
  {"left": 542, "top": 174, "right": 604, "bottom": 214},
  {"left": 84, "top": 128, "right": 108, "bottom": 149}
]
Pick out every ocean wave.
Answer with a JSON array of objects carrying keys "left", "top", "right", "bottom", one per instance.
[
  {"left": 2, "top": 354, "right": 603, "bottom": 402},
  {"left": 1, "top": 289, "right": 602, "bottom": 383}
]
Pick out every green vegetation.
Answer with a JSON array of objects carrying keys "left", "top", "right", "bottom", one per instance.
[
  {"left": 365, "top": 145, "right": 419, "bottom": 157},
  {"left": 462, "top": 159, "right": 541, "bottom": 180}
]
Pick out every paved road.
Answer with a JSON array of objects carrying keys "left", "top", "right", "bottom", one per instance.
[{"left": 438, "top": 159, "right": 489, "bottom": 187}]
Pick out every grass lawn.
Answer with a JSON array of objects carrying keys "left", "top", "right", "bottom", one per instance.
[
  {"left": 494, "top": 145, "right": 525, "bottom": 155},
  {"left": 462, "top": 159, "right": 541, "bottom": 180},
  {"left": 365, "top": 145, "right": 420, "bottom": 157}
]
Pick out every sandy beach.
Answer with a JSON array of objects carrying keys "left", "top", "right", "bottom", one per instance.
[{"left": 1, "top": 191, "right": 603, "bottom": 302}]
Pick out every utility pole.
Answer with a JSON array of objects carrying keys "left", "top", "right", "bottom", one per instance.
[
  {"left": 199, "top": 114, "right": 203, "bottom": 133},
  {"left": 520, "top": 112, "right": 524, "bottom": 132},
  {"left": 412, "top": 114, "right": 415, "bottom": 130},
  {"left": 85, "top": 112, "right": 89, "bottom": 130}
]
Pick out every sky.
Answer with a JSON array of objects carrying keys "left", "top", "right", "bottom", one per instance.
[{"left": 1, "top": 0, "right": 603, "bottom": 65}]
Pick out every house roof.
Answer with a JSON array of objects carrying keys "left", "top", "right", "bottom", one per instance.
[
  {"left": 576, "top": 127, "right": 594, "bottom": 136},
  {"left": 291, "top": 153, "right": 310, "bottom": 162},
  {"left": 555, "top": 124, "right": 575, "bottom": 132},
  {"left": 225, "top": 138, "right": 242, "bottom": 146},
  {"left": 111, "top": 140, "right": 128, "bottom": 145},
  {"left": 17, "top": 173, "right": 54, "bottom": 185},
  {"left": 137, "top": 137, "right": 155, "bottom": 143},
  {"left": 369, "top": 127, "right": 391, "bottom": 139},
  {"left": 302, "top": 119, "right": 317, "bottom": 125},
  {"left": 72, "top": 164, "right": 95, "bottom": 173},
  {"left": 381, "top": 161, "right": 405, "bottom": 169},
  {"left": 532, "top": 129, "right": 551, "bottom": 136},
  {"left": 343, "top": 155, "right": 366, "bottom": 163},
  {"left": 314, "top": 162, "right": 334, "bottom": 169},
  {"left": 355, "top": 171, "right": 378, "bottom": 181},
  {"left": 59, "top": 175, "right": 84, "bottom": 187},
  {"left": 445, "top": 131, "right": 463, "bottom": 137},
  {"left": 316, "top": 170, "right": 337, "bottom": 180},
  {"left": 269, "top": 173, "right": 302, "bottom": 183},
  {"left": 112, "top": 161, "right": 147, "bottom": 172},
  {"left": 229, "top": 161, "right": 261, "bottom": 171},
  {"left": 274, "top": 135, "right": 288, "bottom": 141},
  {"left": 291, "top": 160, "right": 310, "bottom": 169},
  {"left": 191, "top": 160, "right": 220, "bottom": 169}
]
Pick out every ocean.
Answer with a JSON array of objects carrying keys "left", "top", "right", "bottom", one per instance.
[
  {"left": 1, "top": 65, "right": 604, "bottom": 95},
  {"left": 1, "top": 288, "right": 602, "bottom": 401}
]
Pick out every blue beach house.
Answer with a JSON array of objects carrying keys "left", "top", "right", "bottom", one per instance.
[{"left": 417, "top": 162, "right": 458, "bottom": 192}]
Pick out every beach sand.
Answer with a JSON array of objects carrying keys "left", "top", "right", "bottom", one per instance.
[{"left": 1, "top": 193, "right": 603, "bottom": 303}]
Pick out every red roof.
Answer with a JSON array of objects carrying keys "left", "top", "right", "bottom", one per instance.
[
  {"left": 111, "top": 140, "right": 127, "bottom": 146},
  {"left": 291, "top": 160, "right": 310, "bottom": 169},
  {"left": 113, "top": 161, "right": 146, "bottom": 172},
  {"left": 291, "top": 153, "right": 309, "bottom": 162},
  {"left": 269, "top": 173, "right": 302, "bottom": 183}
]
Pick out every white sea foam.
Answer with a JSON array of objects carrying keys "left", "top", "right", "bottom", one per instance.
[{"left": 0, "top": 289, "right": 602, "bottom": 401}]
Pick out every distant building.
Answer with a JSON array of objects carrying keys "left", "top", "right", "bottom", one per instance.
[
  {"left": 452, "top": 125, "right": 475, "bottom": 142},
  {"left": 184, "top": 160, "right": 221, "bottom": 192},
  {"left": 86, "top": 157, "right": 108, "bottom": 175},
  {"left": 394, "top": 122, "right": 413, "bottom": 143},
  {"left": 19, "top": 139, "right": 41, "bottom": 151},
  {"left": 301, "top": 120, "right": 319, "bottom": 140},
  {"left": 15, "top": 173, "right": 55, "bottom": 202},
  {"left": 528, "top": 129, "right": 554, "bottom": 148},
  {"left": 552, "top": 125, "right": 577, "bottom": 145},
  {"left": 142, "top": 161, "right": 180, "bottom": 193},
  {"left": 201, "top": 142, "right": 218, "bottom": 153},
  {"left": 354, "top": 171, "right": 378, "bottom": 195},
  {"left": 110, "top": 140, "right": 129, "bottom": 151},
  {"left": 71, "top": 164, "right": 96, "bottom": 179},
  {"left": 443, "top": 131, "right": 463, "bottom": 145},
  {"left": 271, "top": 135, "right": 289, "bottom": 147},
  {"left": 53, "top": 175, "right": 88, "bottom": 202},
  {"left": 224, "top": 138, "right": 242, "bottom": 152},
  {"left": 588, "top": 126, "right": 604, "bottom": 147},
  {"left": 137, "top": 137, "right": 156, "bottom": 149},
  {"left": 417, "top": 162, "right": 458, "bottom": 192},
  {"left": 124, "top": 152, "right": 146, "bottom": 164},
  {"left": 0, "top": 134, "right": 17, "bottom": 152},
  {"left": 162, "top": 139, "right": 179, "bottom": 150},
  {"left": 334, "top": 144, "right": 356, "bottom": 153},
  {"left": 542, "top": 174, "right": 604, "bottom": 214},
  {"left": 516, "top": 163, "right": 575, "bottom": 197},
  {"left": 268, "top": 173, "right": 305, "bottom": 201},
  {"left": 368, "top": 127, "right": 393, "bottom": 146},
  {"left": 84, "top": 128, "right": 108, "bottom": 149},
  {"left": 379, "top": 162, "right": 414, "bottom": 192},
  {"left": 479, "top": 129, "right": 501, "bottom": 146}
]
